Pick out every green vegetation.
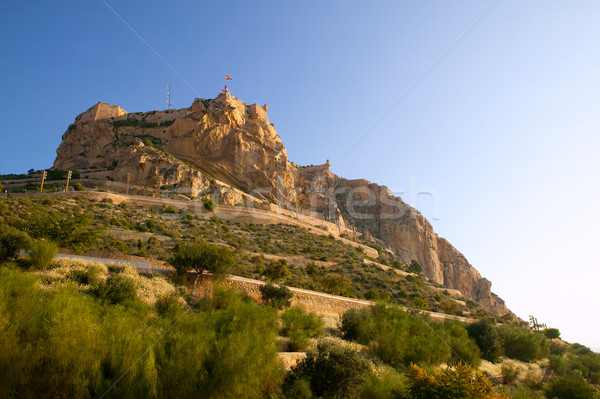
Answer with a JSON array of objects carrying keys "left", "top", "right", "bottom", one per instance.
[
  {"left": 0, "top": 224, "right": 32, "bottom": 261},
  {"left": 259, "top": 283, "right": 293, "bottom": 309},
  {"left": 0, "top": 264, "right": 282, "bottom": 398},
  {"left": 339, "top": 304, "right": 478, "bottom": 368},
  {"left": 27, "top": 239, "right": 58, "bottom": 270},
  {"left": 169, "top": 241, "right": 236, "bottom": 280},
  {"left": 202, "top": 198, "right": 217, "bottom": 211},
  {"left": 405, "top": 363, "right": 506, "bottom": 399},
  {"left": 283, "top": 341, "right": 372, "bottom": 398},
  {"left": 546, "top": 376, "right": 599, "bottom": 399},
  {"left": 544, "top": 328, "right": 561, "bottom": 339},
  {"left": 280, "top": 306, "right": 324, "bottom": 351},
  {"left": 467, "top": 320, "right": 504, "bottom": 363},
  {"left": 498, "top": 325, "right": 549, "bottom": 362}
]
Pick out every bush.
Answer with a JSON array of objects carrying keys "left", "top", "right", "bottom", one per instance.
[
  {"left": 405, "top": 363, "right": 505, "bottom": 399},
  {"left": 546, "top": 376, "right": 599, "bottom": 399},
  {"left": 262, "top": 258, "right": 291, "bottom": 282},
  {"left": 467, "top": 320, "right": 503, "bottom": 363},
  {"left": 73, "top": 183, "right": 85, "bottom": 191},
  {"left": 28, "top": 240, "right": 58, "bottom": 270},
  {"left": 203, "top": 198, "right": 217, "bottom": 212},
  {"left": 497, "top": 325, "right": 548, "bottom": 362},
  {"left": 360, "top": 368, "right": 405, "bottom": 399},
  {"left": 281, "top": 307, "right": 324, "bottom": 351},
  {"left": 0, "top": 225, "right": 32, "bottom": 261},
  {"left": 341, "top": 304, "right": 451, "bottom": 368},
  {"left": 169, "top": 241, "right": 236, "bottom": 280},
  {"left": 442, "top": 320, "right": 481, "bottom": 367},
  {"left": 283, "top": 341, "right": 372, "bottom": 399},
  {"left": 544, "top": 328, "right": 561, "bottom": 339},
  {"left": 408, "top": 260, "right": 422, "bottom": 274},
  {"left": 339, "top": 307, "right": 370, "bottom": 341},
  {"left": 95, "top": 274, "right": 137, "bottom": 304},
  {"left": 259, "top": 283, "right": 293, "bottom": 309}
]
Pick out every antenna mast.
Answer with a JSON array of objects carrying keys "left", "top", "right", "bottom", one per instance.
[{"left": 166, "top": 84, "right": 173, "bottom": 110}]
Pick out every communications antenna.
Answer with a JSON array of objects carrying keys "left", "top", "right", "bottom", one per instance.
[{"left": 166, "top": 84, "right": 173, "bottom": 110}]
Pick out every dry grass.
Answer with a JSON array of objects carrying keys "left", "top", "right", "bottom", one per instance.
[{"left": 36, "top": 258, "right": 179, "bottom": 305}]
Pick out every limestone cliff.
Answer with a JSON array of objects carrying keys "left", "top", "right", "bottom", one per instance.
[
  {"left": 53, "top": 93, "right": 508, "bottom": 315},
  {"left": 54, "top": 93, "right": 296, "bottom": 202}
]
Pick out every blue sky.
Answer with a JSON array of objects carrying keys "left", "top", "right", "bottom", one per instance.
[{"left": 1, "top": 1, "right": 599, "bottom": 351}]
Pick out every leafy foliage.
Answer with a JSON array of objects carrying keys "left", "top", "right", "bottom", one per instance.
[
  {"left": 405, "top": 363, "right": 507, "bottom": 399},
  {"left": 94, "top": 273, "right": 137, "bottom": 304},
  {"left": 283, "top": 341, "right": 372, "bottom": 399},
  {"left": 0, "top": 225, "right": 32, "bottom": 261},
  {"left": 466, "top": 320, "right": 503, "bottom": 363},
  {"left": 262, "top": 258, "right": 291, "bottom": 282},
  {"left": 281, "top": 307, "right": 324, "bottom": 351},
  {"left": 170, "top": 241, "right": 236, "bottom": 279},
  {"left": 546, "top": 376, "right": 599, "bottom": 399},
  {"left": 544, "top": 328, "right": 561, "bottom": 339},
  {"left": 28, "top": 239, "right": 58, "bottom": 270},
  {"left": 259, "top": 283, "right": 293, "bottom": 309},
  {"left": 0, "top": 265, "right": 283, "bottom": 398},
  {"left": 497, "top": 325, "right": 548, "bottom": 362}
]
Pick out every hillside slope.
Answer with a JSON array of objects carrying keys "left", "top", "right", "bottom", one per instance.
[{"left": 52, "top": 92, "right": 508, "bottom": 315}]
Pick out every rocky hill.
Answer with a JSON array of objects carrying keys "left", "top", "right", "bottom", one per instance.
[{"left": 53, "top": 92, "right": 508, "bottom": 315}]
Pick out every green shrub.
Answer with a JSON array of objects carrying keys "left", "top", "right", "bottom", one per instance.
[
  {"left": 405, "top": 363, "right": 504, "bottom": 399},
  {"left": 497, "top": 325, "right": 548, "bottom": 362},
  {"left": 28, "top": 240, "right": 58, "bottom": 270},
  {"left": 283, "top": 341, "right": 372, "bottom": 399},
  {"left": 263, "top": 258, "right": 291, "bottom": 282},
  {"left": 408, "top": 260, "right": 422, "bottom": 274},
  {"left": 281, "top": 307, "right": 324, "bottom": 351},
  {"left": 259, "top": 283, "right": 292, "bottom": 309},
  {"left": 0, "top": 225, "right": 32, "bottom": 261},
  {"left": 339, "top": 307, "right": 371, "bottom": 341},
  {"left": 544, "top": 328, "right": 561, "bottom": 339},
  {"left": 467, "top": 320, "right": 503, "bottom": 362},
  {"left": 341, "top": 304, "right": 451, "bottom": 368},
  {"left": 73, "top": 183, "right": 85, "bottom": 191},
  {"left": 442, "top": 320, "right": 481, "bottom": 367},
  {"left": 546, "top": 376, "right": 599, "bottom": 399},
  {"left": 95, "top": 274, "right": 137, "bottom": 304},
  {"left": 360, "top": 368, "right": 405, "bottom": 399},
  {"left": 169, "top": 241, "right": 236, "bottom": 280},
  {"left": 203, "top": 198, "right": 217, "bottom": 212}
]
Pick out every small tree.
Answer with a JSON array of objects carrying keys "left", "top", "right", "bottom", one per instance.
[
  {"left": 263, "top": 258, "right": 290, "bottom": 282},
  {"left": 546, "top": 376, "right": 599, "bottom": 399},
  {"left": 321, "top": 273, "right": 351, "bottom": 296},
  {"left": 259, "top": 283, "right": 293, "bottom": 309},
  {"left": 28, "top": 240, "right": 58, "bottom": 270},
  {"left": 202, "top": 198, "right": 217, "bottom": 212},
  {"left": 96, "top": 274, "right": 137, "bottom": 304},
  {"left": 170, "top": 242, "right": 236, "bottom": 280},
  {"left": 0, "top": 225, "right": 32, "bottom": 261},
  {"left": 408, "top": 260, "right": 423, "bottom": 274},
  {"left": 281, "top": 307, "right": 324, "bottom": 351},
  {"left": 283, "top": 341, "right": 372, "bottom": 399},
  {"left": 544, "top": 328, "right": 561, "bottom": 339},
  {"left": 467, "top": 320, "right": 503, "bottom": 363}
]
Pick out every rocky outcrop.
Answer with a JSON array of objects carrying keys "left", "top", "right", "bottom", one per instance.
[
  {"left": 296, "top": 165, "right": 509, "bottom": 315},
  {"left": 54, "top": 92, "right": 296, "bottom": 202},
  {"left": 53, "top": 93, "right": 509, "bottom": 315}
]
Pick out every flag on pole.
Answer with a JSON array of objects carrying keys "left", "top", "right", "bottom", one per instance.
[{"left": 226, "top": 75, "right": 232, "bottom": 80}]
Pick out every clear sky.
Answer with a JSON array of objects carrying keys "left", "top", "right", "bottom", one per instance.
[{"left": 1, "top": 1, "right": 599, "bottom": 351}]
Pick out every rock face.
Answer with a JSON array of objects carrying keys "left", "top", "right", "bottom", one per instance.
[
  {"left": 53, "top": 92, "right": 508, "bottom": 315},
  {"left": 294, "top": 166, "right": 509, "bottom": 315},
  {"left": 54, "top": 92, "right": 296, "bottom": 202}
]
